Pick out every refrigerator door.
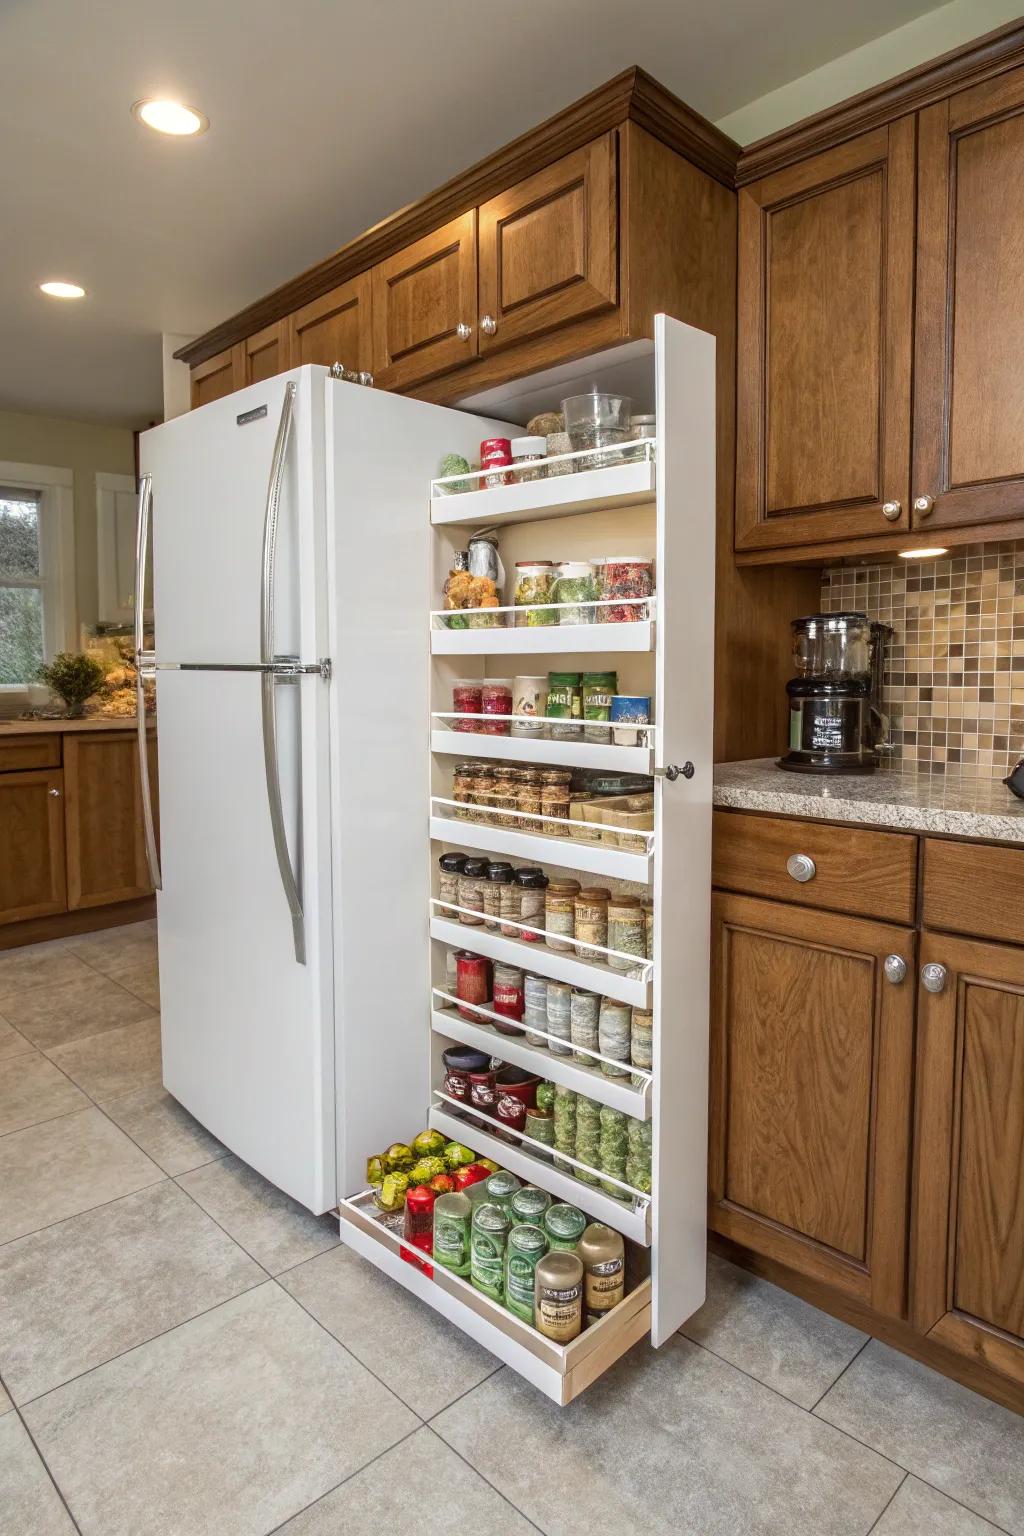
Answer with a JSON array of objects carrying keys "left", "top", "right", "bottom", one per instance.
[
  {"left": 141, "top": 367, "right": 325, "bottom": 666},
  {"left": 155, "top": 664, "right": 335, "bottom": 1211}
]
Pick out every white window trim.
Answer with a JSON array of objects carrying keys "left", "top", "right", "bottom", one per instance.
[{"left": 0, "top": 460, "right": 76, "bottom": 697}]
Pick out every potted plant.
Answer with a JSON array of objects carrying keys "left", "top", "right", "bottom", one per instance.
[{"left": 36, "top": 652, "right": 106, "bottom": 718}]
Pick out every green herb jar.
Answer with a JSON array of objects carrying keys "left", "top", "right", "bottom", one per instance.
[
  {"left": 483, "top": 1170, "right": 521, "bottom": 1215},
  {"left": 432, "top": 1191, "right": 472, "bottom": 1276},
  {"left": 471, "top": 1201, "right": 511, "bottom": 1301},
  {"left": 505, "top": 1223, "right": 549, "bottom": 1324},
  {"left": 544, "top": 1202, "right": 588, "bottom": 1252},
  {"left": 510, "top": 1185, "right": 552, "bottom": 1226}
]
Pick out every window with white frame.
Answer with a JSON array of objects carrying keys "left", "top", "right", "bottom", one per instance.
[{"left": 0, "top": 464, "right": 75, "bottom": 688}]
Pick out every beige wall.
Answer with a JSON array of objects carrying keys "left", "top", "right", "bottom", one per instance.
[
  {"left": 0, "top": 408, "right": 135, "bottom": 634},
  {"left": 716, "top": 0, "right": 1024, "bottom": 144}
]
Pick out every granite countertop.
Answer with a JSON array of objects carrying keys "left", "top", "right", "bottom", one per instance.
[
  {"left": 0, "top": 715, "right": 152, "bottom": 734},
  {"left": 714, "top": 758, "right": 1024, "bottom": 845}
]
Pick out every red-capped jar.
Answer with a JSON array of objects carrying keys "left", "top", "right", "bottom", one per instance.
[
  {"left": 456, "top": 951, "right": 491, "bottom": 1021},
  {"left": 452, "top": 679, "right": 483, "bottom": 732},
  {"left": 469, "top": 1069, "right": 498, "bottom": 1116},
  {"left": 495, "top": 1090, "right": 527, "bottom": 1139},
  {"left": 480, "top": 679, "right": 512, "bottom": 735},
  {"left": 481, "top": 437, "right": 513, "bottom": 488},
  {"left": 402, "top": 1184, "right": 435, "bottom": 1275}
]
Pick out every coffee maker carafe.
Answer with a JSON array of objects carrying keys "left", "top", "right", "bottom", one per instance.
[{"left": 779, "top": 613, "right": 890, "bottom": 774}]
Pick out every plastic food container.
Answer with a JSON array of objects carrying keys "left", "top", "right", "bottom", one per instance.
[
  {"left": 452, "top": 679, "right": 482, "bottom": 732},
  {"left": 550, "top": 561, "right": 597, "bottom": 625},
  {"left": 593, "top": 557, "right": 654, "bottom": 623},
  {"left": 513, "top": 563, "right": 555, "bottom": 627},
  {"left": 561, "top": 393, "right": 633, "bottom": 468}
]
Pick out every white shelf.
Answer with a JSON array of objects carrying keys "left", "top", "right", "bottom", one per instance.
[
  {"left": 337, "top": 1193, "right": 652, "bottom": 1405},
  {"left": 428, "top": 1103, "right": 651, "bottom": 1245},
  {"left": 431, "top": 618, "right": 655, "bottom": 656},
  {"left": 431, "top": 458, "right": 656, "bottom": 528},
  {"left": 429, "top": 811, "right": 653, "bottom": 884},
  {"left": 430, "top": 728, "right": 653, "bottom": 775},
  {"left": 431, "top": 1003, "right": 650, "bottom": 1117},
  {"left": 430, "top": 914, "right": 651, "bottom": 1008}
]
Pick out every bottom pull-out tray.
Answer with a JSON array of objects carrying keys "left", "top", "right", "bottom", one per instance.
[{"left": 338, "top": 1192, "right": 651, "bottom": 1405}]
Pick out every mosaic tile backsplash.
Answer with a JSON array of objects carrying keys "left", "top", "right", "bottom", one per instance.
[{"left": 821, "top": 542, "right": 1024, "bottom": 778}]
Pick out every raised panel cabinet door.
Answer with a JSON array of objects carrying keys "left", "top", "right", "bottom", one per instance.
[
  {"left": 241, "top": 320, "right": 288, "bottom": 387},
  {"left": 288, "top": 272, "right": 372, "bottom": 375},
  {"left": 709, "top": 891, "right": 916, "bottom": 1314},
  {"left": 190, "top": 345, "right": 243, "bottom": 409},
  {"left": 910, "top": 932, "right": 1024, "bottom": 1390},
  {"left": 736, "top": 121, "right": 915, "bottom": 552},
  {"left": 371, "top": 211, "right": 478, "bottom": 391},
  {"left": 0, "top": 769, "right": 67, "bottom": 925},
  {"left": 477, "top": 132, "right": 618, "bottom": 354},
  {"left": 63, "top": 732, "right": 155, "bottom": 909},
  {"left": 914, "top": 67, "right": 1024, "bottom": 533}
]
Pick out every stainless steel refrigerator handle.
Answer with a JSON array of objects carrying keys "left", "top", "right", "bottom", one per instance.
[
  {"left": 259, "top": 383, "right": 305, "bottom": 964},
  {"left": 132, "top": 474, "right": 162, "bottom": 891}
]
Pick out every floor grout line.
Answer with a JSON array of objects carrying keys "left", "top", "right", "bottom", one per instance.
[
  {"left": 1, "top": 1365, "right": 85, "bottom": 1535},
  {"left": 262, "top": 1423, "right": 424, "bottom": 1535},
  {"left": 0, "top": 1100, "right": 93, "bottom": 1142},
  {"left": 427, "top": 1362, "right": 504, "bottom": 1423},
  {"left": 168, "top": 1176, "right": 276, "bottom": 1280},
  {"left": 862, "top": 1472, "right": 908, "bottom": 1535},
  {"left": 423, "top": 1415, "right": 549, "bottom": 1535},
  {"left": 808, "top": 1334, "right": 873, "bottom": 1413}
]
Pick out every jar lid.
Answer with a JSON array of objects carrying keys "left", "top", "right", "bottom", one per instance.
[
  {"left": 581, "top": 671, "right": 618, "bottom": 685},
  {"left": 516, "top": 869, "right": 549, "bottom": 887},
  {"left": 540, "top": 768, "right": 572, "bottom": 784},
  {"left": 479, "top": 439, "right": 511, "bottom": 454},
  {"left": 462, "top": 857, "right": 489, "bottom": 876},
  {"left": 555, "top": 561, "right": 595, "bottom": 578},
  {"left": 454, "top": 761, "right": 483, "bottom": 772},
  {"left": 482, "top": 677, "right": 513, "bottom": 688},
  {"left": 544, "top": 1203, "right": 587, "bottom": 1239},
  {"left": 472, "top": 1201, "right": 511, "bottom": 1234},
  {"left": 578, "top": 886, "right": 612, "bottom": 900},
  {"left": 547, "top": 879, "right": 582, "bottom": 894},
  {"left": 548, "top": 671, "right": 582, "bottom": 685},
  {"left": 592, "top": 555, "right": 653, "bottom": 566},
  {"left": 608, "top": 894, "right": 642, "bottom": 908},
  {"left": 511, "top": 436, "right": 547, "bottom": 455},
  {"left": 486, "top": 861, "right": 514, "bottom": 877},
  {"left": 442, "top": 1044, "right": 492, "bottom": 1073},
  {"left": 507, "top": 1221, "right": 549, "bottom": 1255},
  {"left": 485, "top": 1170, "right": 522, "bottom": 1198},
  {"left": 514, "top": 560, "right": 553, "bottom": 568},
  {"left": 631, "top": 414, "right": 656, "bottom": 425},
  {"left": 438, "top": 853, "right": 467, "bottom": 873},
  {"left": 452, "top": 677, "right": 483, "bottom": 687}
]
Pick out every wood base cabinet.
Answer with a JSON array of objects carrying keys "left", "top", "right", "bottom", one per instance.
[
  {"left": 63, "top": 732, "right": 158, "bottom": 909},
  {"left": 0, "top": 768, "right": 67, "bottom": 924},
  {"left": 911, "top": 931, "right": 1024, "bottom": 1390},
  {"left": 710, "top": 891, "right": 916, "bottom": 1316}
]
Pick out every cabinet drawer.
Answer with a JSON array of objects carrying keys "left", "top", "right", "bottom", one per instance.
[
  {"left": 0, "top": 734, "right": 61, "bottom": 772},
  {"left": 712, "top": 810, "right": 917, "bottom": 924},
  {"left": 922, "top": 839, "right": 1024, "bottom": 946}
]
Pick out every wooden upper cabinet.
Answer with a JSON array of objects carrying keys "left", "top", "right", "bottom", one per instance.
[
  {"left": 63, "top": 732, "right": 156, "bottom": 909},
  {"left": 241, "top": 321, "right": 287, "bottom": 387},
  {"left": 477, "top": 133, "right": 617, "bottom": 355},
  {"left": 0, "top": 768, "right": 67, "bottom": 925},
  {"left": 710, "top": 891, "right": 916, "bottom": 1316},
  {"left": 289, "top": 272, "right": 372, "bottom": 375},
  {"left": 911, "top": 932, "right": 1024, "bottom": 1389},
  {"left": 371, "top": 212, "right": 478, "bottom": 391},
  {"left": 914, "top": 65, "right": 1024, "bottom": 533},
  {"left": 736, "top": 121, "right": 915, "bottom": 552},
  {"left": 190, "top": 346, "right": 243, "bottom": 409}
]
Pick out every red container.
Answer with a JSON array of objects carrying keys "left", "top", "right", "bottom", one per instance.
[
  {"left": 456, "top": 951, "right": 491, "bottom": 1022},
  {"left": 402, "top": 1184, "right": 435, "bottom": 1275},
  {"left": 480, "top": 681, "right": 512, "bottom": 736},
  {"left": 480, "top": 437, "right": 512, "bottom": 459},
  {"left": 495, "top": 1090, "right": 527, "bottom": 1139},
  {"left": 495, "top": 1065, "right": 540, "bottom": 1109},
  {"left": 452, "top": 680, "right": 483, "bottom": 733},
  {"left": 469, "top": 1069, "right": 498, "bottom": 1116}
]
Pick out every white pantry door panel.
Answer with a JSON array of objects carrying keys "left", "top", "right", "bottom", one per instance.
[
  {"left": 142, "top": 367, "right": 325, "bottom": 665},
  {"left": 652, "top": 315, "right": 716, "bottom": 1345},
  {"left": 155, "top": 667, "right": 334, "bottom": 1211}
]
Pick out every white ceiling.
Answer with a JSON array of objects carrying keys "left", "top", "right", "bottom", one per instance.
[{"left": 2, "top": 0, "right": 943, "bottom": 427}]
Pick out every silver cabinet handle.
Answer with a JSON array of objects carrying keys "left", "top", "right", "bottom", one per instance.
[
  {"left": 48, "top": 786, "right": 61, "bottom": 798},
  {"left": 914, "top": 495, "right": 935, "bottom": 516},
  {"left": 456, "top": 322, "right": 473, "bottom": 341},
  {"left": 481, "top": 314, "right": 497, "bottom": 336},
  {"left": 260, "top": 382, "right": 305, "bottom": 965},
  {"left": 884, "top": 955, "right": 907, "bottom": 984},
  {"left": 921, "top": 962, "right": 947, "bottom": 994},
  {"left": 133, "top": 472, "right": 161, "bottom": 891},
  {"left": 786, "top": 853, "right": 816, "bottom": 883},
  {"left": 882, "top": 500, "right": 902, "bottom": 521}
]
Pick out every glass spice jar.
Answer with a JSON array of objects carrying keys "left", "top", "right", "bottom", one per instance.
[
  {"left": 570, "top": 988, "right": 600, "bottom": 1065},
  {"left": 539, "top": 768, "right": 572, "bottom": 837},
  {"left": 456, "top": 952, "right": 491, "bottom": 1022},
  {"left": 593, "top": 556, "right": 654, "bottom": 624},
  {"left": 517, "top": 869, "right": 548, "bottom": 941},
  {"left": 546, "top": 982, "right": 573, "bottom": 1058},
  {"left": 469, "top": 1068, "right": 498, "bottom": 1115},
  {"left": 483, "top": 863, "right": 514, "bottom": 930},
  {"left": 573, "top": 887, "right": 610, "bottom": 956},
  {"left": 452, "top": 679, "right": 483, "bottom": 732},
  {"left": 492, "top": 765, "right": 520, "bottom": 828},
  {"left": 598, "top": 999, "right": 631, "bottom": 1077},
  {"left": 457, "top": 858, "right": 489, "bottom": 924},
  {"left": 511, "top": 435, "right": 548, "bottom": 483},
  {"left": 524, "top": 973, "right": 548, "bottom": 1047},
  {"left": 480, "top": 679, "right": 513, "bottom": 735},
  {"left": 630, "top": 1007, "right": 653, "bottom": 1084},
  {"left": 513, "top": 563, "right": 555, "bottom": 627},
  {"left": 607, "top": 894, "right": 646, "bottom": 971},
  {"left": 515, "top": 767, "right": 542, "bottom": 832},
  {"left": 452, "top": 762, "right": 477, "bottom": 821},
  {"left": 469, "top": 764, "right": 496, "bottom": 824},
  {"left": 492, "top": 962, "right": 526, "bottom": 1037},
  {"left": 437, "top": 852, "right": 467, "bottom": 914},
  {"left": 524, "top": 1106, "right": 554, "bottom": 1161},
  {"left": 641, "top": 898, "right": 655, "bottom": 960},
  {"left": 545, "top": 879, "right": 580, "bottom": 952}
]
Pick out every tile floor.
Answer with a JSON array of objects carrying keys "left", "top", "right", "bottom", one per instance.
[{"left": 1, "top": 919, "right": 1021, "bottom": 1536}]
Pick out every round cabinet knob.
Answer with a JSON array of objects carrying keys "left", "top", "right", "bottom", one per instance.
[
  {"left": 481, "top": 314, "right": 497, "bottom": 336},
  {"left": 358, "top": 371, "right": 374, "bottom": 387},
  {"left": 881, "top": 500, "right": 902, "bottom": 521},
  {"left": 913, "top": 494, "right": 935, "bottom": 516},
  {"left": 456, "top": 322, "right": 473, "bottom": 341},
  {"left": 786, "top": 853, "right": 816, "bottom": 883},
  {"left": 921, "top": 962, "right": 948, "bottom": 994},
  {"left": 883, "top": 954, "right": 907, "bottom": 985},
  {"left": 48, "top": 787, "right": 61, "bottom": 798}
]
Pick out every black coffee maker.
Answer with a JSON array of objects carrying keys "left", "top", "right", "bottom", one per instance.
[{"left": 778, "top": 613, "right": 892, "bottom": 774}]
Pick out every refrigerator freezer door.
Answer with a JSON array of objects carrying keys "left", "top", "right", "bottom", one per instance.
[
  {"left": 141, "top": 368, "right": 326, "bottom": 666},
  {"left": 155, "top": 665, "right": 335, "bottom": 1211}
]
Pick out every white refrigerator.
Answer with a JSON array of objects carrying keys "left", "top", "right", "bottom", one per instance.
[{"left": 138, "top": 367, "right": 510, "bottom": 1213}]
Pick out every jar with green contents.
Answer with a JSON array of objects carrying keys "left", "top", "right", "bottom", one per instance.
[
  {"left": 510, "top": 1185, "right": 552, "bottom": 1226},
  {"left": 513, "top": 562, "right": 556, "bottom": 627},
  {"left": 626, "top": 1117, "right": 653, "bottom": 1195},
  {"left": 433, "top": 1191, "right": 472, "bottom": 1275},
  {"left": 574, "top": 1095, "right": 601, "bottom": 1184},
  {"left": 524, "top": 1105, "right": 554, "bottom": 1160},
  {"left": 546, "top": 672, "right": 582, "bottom": 741},
  {"left": 599, "top": 1107, "right": 629, "bottom": 1200},
  {"left": 582, "top": 671, "right": 618, "bottom": 742},
  {"left": 535, "top": 1080, "right": 556, "bottom": 1113},
  {"left": 552, "top": 1084, "right": 577, "bottom": 1171},
  {"left": 544, "top": 1202, "right": 587, "bottom": 1251},
  {"left": 607, "top": 895, "right": 646, "bottom": 971},
  {"left": 505, "top": 1223, "right": 549, "bottom": 1324},
  {"left": 483, "top": 1170, "right": 521, "bottom": 1215},
  {"left": 551, "top": 561, "right": 596, "bottom": 625},
  {"left": 470, "top": 1201, "right": 511, "bottom": 1301}
]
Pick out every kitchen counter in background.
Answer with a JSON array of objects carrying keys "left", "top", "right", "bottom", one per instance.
[
  {"left": 714, "top": 757, "right": 1024, "bottom": 845},
  {"left": 0, "top": 715, "right": 152, "bottom": 734}
]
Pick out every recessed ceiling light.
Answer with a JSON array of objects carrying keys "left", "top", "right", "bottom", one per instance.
[
  {"left": 898, "top": 547, "right": 948, "bottom": 559},
  {"left": 39, "top": 281, "right": 85, "bottom": 299},
  {"left": 132, "top": 99, "right": 208, "bottom": 136}
]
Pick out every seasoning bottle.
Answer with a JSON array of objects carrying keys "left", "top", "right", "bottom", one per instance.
[
  {"left": 492, "top": 961, "right": 525, "bottom": 1037},
  {"left": 574, "top": 887, "right": 611, "bottom": 956},
  {"left": 402, "top": 1184, "right": 436, "bottom": 1275},
  {"left": 539, "top": 768, "right": 572, "bottom": 836},
  {"left": 483, "top": 862, "right": 514, "bottom": 930},
  {"left": 511, "top": 435, "right": 548, "bottom": 483},
  {"left": 546, "top": 672, "right": 583, "bottom": 740},
  {"left": 505, "top": 1223, "right": 550, "bottom": 1324},
  {"left": 570, "top": 988, "right": 600, "bottom": 1064},
  {"left": 452, "top": 762, "right": 477, "bottom": 821},
  {"left": 517, "top": 868, "right": 548, "bottom": 941},
  {"left": 534, "top": 1250, "right": 584, "bottom": 1343},
  {"left": 598, "top": 998, "right": 631, "bottom": 1077},
  {"left": 544, "top": 1202, "right": 587, "bottom": 1252},
  {"left": 577, "top": 1222, "right": 625, "bottom": 1323},
  {"left": 546, "top": 982, "right": 572, "bottom": 1058},
  {"left": 545, "top": 878, "right": 580, "bottom": 952},
  {"left": 437, "top": 852, "right": 467, "bottom": 914},
  {"left": 607, "top": 894, "right": 646, "bottom": 970},
  {"left": 493, "top": 765, "right": 520, "bottom": 827},
  {"left": 552, "top": 1084, "right": 576, "bottom": 1173},
  {"left": 432, "top": 1191, "right": 472, "bottom": 1277},
  {"left": 457, "top": 857, "right": 489, "bottom": 924},
  {"left": 469, "top": 763, "right": 496, "bottom": 824},
  {"left": 470, "top": 1201, "right": 511, "bottom": 1302},
  {"left": 456, "top": 951, "right": 491, "bottom": 1022},
  {"left": 524, "top": 1106, "right": 554, "bottom": 1161},
  {"left": 484, "top": 1169, "right": 522, "bottom": 1215},
  {"left": 510, "top": 1185, "right": 552, "bottom": 1226},
  {"left": 630, "top": 1007, "right": 653, "bottom": 1084},
  {"left": 523, "top": 973, "right": 548, "bottom": 1046},
  {"left": 515, "top": 767, "right": 542, "bottom": 832},
  {"left": 574, "top": 1096, "right": 601, "bottom": 1184},
  {"left": 641, "top": 897, "right": 655, "bottom": 960}
]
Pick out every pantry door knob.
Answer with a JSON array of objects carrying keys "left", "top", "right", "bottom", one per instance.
[
  {"left": 786, "top": 853, "right": 816, "bottom": 883},
  {"left": 456, "top": 322, "right": 473, "bottom": 341},
  {"left": 914, "top": 494, "right": 935, "bottom": 516},
  {"left": 48, "top": 786, "right": 61, "bottom": 798},
  {"left": 884, "top": 954, "right": 907, "bottom": 985},
  {"left": 921, "top": 962, "right": 948, "bottom": 994},
  {"left": 481, "top": 314, "right": 498, "bottom": 336},
  {"left": 881, "top": 500, "right": 902, "bottom": 521},
  {"left": 358, "top": 371, "right": 374, "bottom": 387}
]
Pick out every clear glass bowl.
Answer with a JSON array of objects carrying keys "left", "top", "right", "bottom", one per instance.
[{"left": 561, "top": 393, "right": 633, "bottom": 468}]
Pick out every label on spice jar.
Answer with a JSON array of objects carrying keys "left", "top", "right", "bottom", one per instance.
[
  {"left": 584, "top": 1256, "right": 624, "bottom": 1313},
  {"left": 536, "top": 1284, "right": 583, "bottom": 1342}
]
